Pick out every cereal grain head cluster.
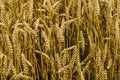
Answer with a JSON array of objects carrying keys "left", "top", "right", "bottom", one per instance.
[{"left": 0, "top": 0, "right": 120, "bottom": 80}]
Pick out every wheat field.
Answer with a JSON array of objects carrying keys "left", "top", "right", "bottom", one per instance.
[{"left": 0, "top": 0, "right": 120, "bottom": 80}]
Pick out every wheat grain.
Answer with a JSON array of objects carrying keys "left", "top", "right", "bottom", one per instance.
[
  {"left": 55, "top": 53, "right": 61, "bottom": 70},
  {"left": 102, "top": 42, "right": 108, "bottom": 63},
  {"left": 80, "top": 30, "right": 85, "bottom": 53},
  {"left": 96, "top": 47, "right": 102, "bottom": 67},
  {"left": 94, "top": 0, "right": 100, "bottom": 16},
  {"left": 77, "top": 0, "right": 81, "bottom": 23},
  {"left": 55, "top": 23, "right": 64, "bottom": 43},
  {"left": 107, "top": 59, "right": 112, "bottom": 69},
  {"left": 21, "top": 53, "right": 29, "bottom": 75},
  {"left": 76, "top": 63, "right": 85, "bottom": 80},
  {"left": 29, "top": 0, "right": 33, "bottom": 20},
  {"left": 41, "top": 30, "right": 50, "bottom": 52},
  {"left": 5, "top": 34, "right": 13, "bottom": 60},
  {"left": 83, "top": 60, "right": 91, "bottom": 74}
]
